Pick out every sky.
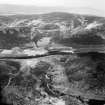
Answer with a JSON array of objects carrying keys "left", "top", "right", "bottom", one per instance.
[
  {"left": 0, "top": 0, "right": 104, "bottom": 8},
  {"left": 0, "top": 0, "right": 105, "bottom": 15}
]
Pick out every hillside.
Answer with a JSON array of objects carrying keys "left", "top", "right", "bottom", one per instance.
[
  {"left": 0, "top": 12, "right": 105, "bottom": 51},
  {"left": 0, "top": 12, "right": 105, "bottom": 105}
]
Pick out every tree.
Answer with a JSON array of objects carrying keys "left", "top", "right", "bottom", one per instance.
[{"left": 30, "top": 27, "right": 43, "bottom": 48}]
